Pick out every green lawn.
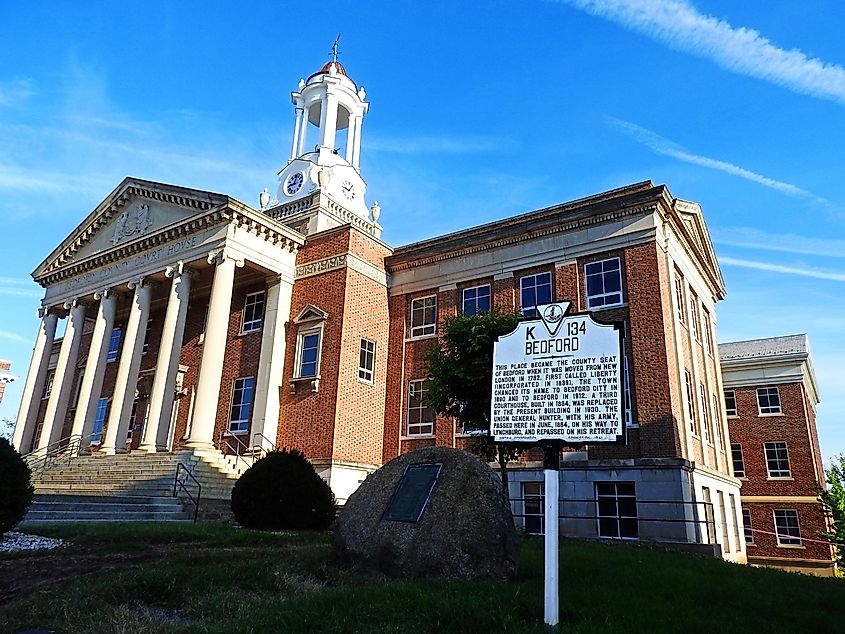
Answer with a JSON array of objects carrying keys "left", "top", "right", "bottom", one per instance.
[{"left": 1, "top": 524, "right": 842, "bottom": 633}]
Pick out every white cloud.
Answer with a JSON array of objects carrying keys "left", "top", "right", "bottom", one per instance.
[
  {"left": 557, "top": 0, "right": 845, "bottom": 105},
  {"left": 0, "top": 79, "right": 34, "bottom": 108},
  {"left": 719, "top": 256, "right": 845, "bottom": 282},
  {"left": 367, "top": 134, "right": 508, "bottom": 155},
  {"left": 0, "top": 277, "right": 41, "bottom": 299},
  {"left": 608, "top": 118, "right": 829, "bottom": 205},
  {"left": 0, "top": 330, "right": 29, "bottom": 344},
  {"left": 713, "top": 227, "right": 845, "bottom": 259}
]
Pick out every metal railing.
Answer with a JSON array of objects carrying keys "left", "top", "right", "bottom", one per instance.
[
  {"left": 251, "top": 431, "right": 276, "bottom": 456},
  {"left": 173, "top": 462, "right": 202, "bottom": 523},
  {"left": 218, "top": 430, "right": 256, "bottom": 473},
  {"left": 22, "top": 432, "right": 100, "bottom": 476},
  {"left": 508, "top": 496, "right": 717, "bottom": 545}
]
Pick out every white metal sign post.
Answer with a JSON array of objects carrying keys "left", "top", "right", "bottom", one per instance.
[{"left": 491, "top": 302, "right": 623, "bottom": 628}]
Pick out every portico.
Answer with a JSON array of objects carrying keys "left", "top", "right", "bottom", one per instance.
[{"left": 15, "top": 179, "right": 302, "bottom": 458}]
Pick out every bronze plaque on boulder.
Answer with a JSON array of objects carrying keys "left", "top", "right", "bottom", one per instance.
[{"left": 382, "top": 463, "right": 442, "bottom": 523}]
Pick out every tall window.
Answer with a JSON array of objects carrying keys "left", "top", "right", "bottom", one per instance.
[
  {"left": 623, "top": 349, "right": 633, "bottom": 427},
  {"left": 773, "top": 509, "right": 801, "bottom": 546},
  {"left": 764, "top": 442, "right": 791, "bottom": 478},
  {"left": 757, "top": 387, "right": 782, "bottom": 415},
  {"left": 699, "top": 383, "right": 711, "bottom": 443},
  {"left": 585, "top": 258, "right": 623, "bottom": 309},
  {"left": 729, "top": 494, "right": 741, "bottom": 550},
  {"left": 674, "top": 273, "right": 686, "bottom": 323},
  {"left": 702, "top": 309, "right": 714, "bottom": 354},
  {"left": 519, "top": 272, "right": 552, "bottom": 317},
  {"left": 689, "top": 290, "right": 701, "bottom": 341},
  {"left": 742, "top": 508, "right": 754, "bottom": 544},
  {"left": 731, "top": 443, "right": 745, "bottom": 478},
  {"left": 241, "top": 291, "right": 265, "bottom": 333},
  {"left": 42, "top": 369, "right": 55, "bottom": 400},
  {"left": 711, "top": 393, "right": 723, "bottom": 450},
  {"left": 142, "top": 321, "right": 153, "bottom": 354},
  {"left": 596, "top": 482, "right": 638, "bottom": 539},
  {"left": 91, "top": 398, "right": 108, "bottom": 444},
  {"left": 462, "top": 285, "right": 491, "bottom": 316},
  {"left": 522, "top": 482, "right": 544, "bottom": 535},
  {"left": 228, "top": 377, "right": 254, "bottom": 433},
  {"left": 684, "top": 370, "right": 697, "bottom": 434},
  {"left": 297, "top": 330, "right": 321, "bottom": 378},
  {"left": 107, "top": 327, "right": 122, "bottom": 362},
  {"left": 717, "top": 491, "right": 731, "bottom": 553},
  {"left": 724, "top": 390, "right": 737, "bottom": 417},
  {"left": 410, "top": 296, "right": 437, "bottom": 338},
  {"left": 407, "top": 379, "right": 434, "bottom": 436},
  {"left": 358, "top": 338, "right": 376, "bottom": 383}
]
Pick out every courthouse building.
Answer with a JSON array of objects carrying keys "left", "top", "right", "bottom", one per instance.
[
  {"left": 721, "top": 335, "right": 835, "bottom": 575},
  {"left": 13, "top": 59, "right": 748, "bottom": 560}
]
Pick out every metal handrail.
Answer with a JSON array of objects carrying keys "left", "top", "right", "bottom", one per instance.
[
  {"left": 219, "top": 430, "right": 254, "bottom": 473},
  {"left": 251, "top": 431, "right": 276, "bottom": 457},
  {"left": 173, "top": 462, "right": 201, "bottom": 523},
  {"left": 22, "top": 433, "right": 85, "bottom": 476}
]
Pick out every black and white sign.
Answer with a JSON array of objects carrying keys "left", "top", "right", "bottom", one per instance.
[{"left": 491, "top": 302, "right": 623, "bottom": 443}]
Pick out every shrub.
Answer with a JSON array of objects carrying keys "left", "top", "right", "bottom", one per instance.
[
  {"left": 231, "top": 449, "right": 335, "bottom": 531},
  {"left": 0, "top": 437, "right": 35, "bottom": 534}
]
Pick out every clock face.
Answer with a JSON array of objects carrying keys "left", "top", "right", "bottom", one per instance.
[
  {"left": 285, "top": 172, "right": 304, "bottom": 196},
  {"left": 341, "top": 179, "right": 355, "bottom": 200}
]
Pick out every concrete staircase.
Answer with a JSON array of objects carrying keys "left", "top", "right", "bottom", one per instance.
[{"left": 22, "top": 449, "right": 256, "bottom": 525}]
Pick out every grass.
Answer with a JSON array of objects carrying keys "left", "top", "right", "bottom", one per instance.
[{"left": 1, "top": 523, "right": 843, "bottom": 633}]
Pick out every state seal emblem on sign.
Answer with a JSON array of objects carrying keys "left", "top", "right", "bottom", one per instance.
[
  {"left": 111, "top": 203, "right": 153, "bottom": 245},
  {"left": 540, "top": 302, "right": 569, "bottom": 336}
]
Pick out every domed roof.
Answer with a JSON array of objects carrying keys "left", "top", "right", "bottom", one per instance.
[{"left": 306, "top": 61, "right": 357, "bottom": 89}]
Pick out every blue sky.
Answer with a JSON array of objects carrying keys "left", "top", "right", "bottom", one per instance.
[{"left": 1, "top": 1, "right": 844, "bottom": 462}]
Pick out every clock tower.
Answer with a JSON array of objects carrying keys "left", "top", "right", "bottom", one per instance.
[{"left": 268, "top": 57, "right": 378, "bottom": 235}]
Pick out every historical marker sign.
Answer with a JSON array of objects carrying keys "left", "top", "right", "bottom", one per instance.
[
  {"left": 491, "top": 302, "right": 624, "bottom": 444},
  {"left": 381, "top": 463, "right": 443, "bottom": 523}
]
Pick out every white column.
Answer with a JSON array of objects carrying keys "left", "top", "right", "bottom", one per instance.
[
  {"left": 345, "top": 114, "right": 357, "bottom": 163},
  {"left": 186, "top": 249, "right": 242, "bottom": 450},
  {"left": 100, "top": 279, "right": 153, "bottom": 455},
  {"left": 251, "top": 275, "right": 292, "bottom": 452},
  {"left": 318, "top": 90, "right": 339, "bottom": 157},
  {"left": 140, "top": 263, "right": 193, "bottom": 452},
  {"left": 298, "top": 105, "right": 310, "bottom": 155},
  {"left": 351, "top": 114, "right": 363, "bottom": 169},
  {"left": 12, "top": 309, "right": 59, "bottom": 452},
  {"left": 70, "top": 289, "right": 117, "bottom": 447},
  {"left": 290, "top": 107, "right": 304, "bottom": 160},
  {"left": 38, "top": 300, "right": 87, "bottom": 449}
]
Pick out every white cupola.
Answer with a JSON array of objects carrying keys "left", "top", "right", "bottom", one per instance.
[{"left": 274, "top": 58, "right": 371, "bottom": 221}]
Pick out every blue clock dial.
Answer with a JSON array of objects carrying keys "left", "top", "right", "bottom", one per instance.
[{"left": 286, "top": 172, "right": 304, "bottom": 195}]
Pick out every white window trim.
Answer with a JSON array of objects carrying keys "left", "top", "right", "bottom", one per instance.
[
  {"left": 756, "top": 387, "right": 782, "bottom": 416},
  {"left": 585, "top": 257, "right": 624, "bottom": 310},
  {"left": 410, "top": 295, "right": 437, "bottom": 339},
  {"left": 764, "top": 441, "right": 792, "bottom": 479},
  {"left": 742, "top": 508, "right": 754, "bottom": 545},
  {"left": 461, "top": 284, "right": 491, "bottom": 315},
  {"left": 106, "top": 326, "right": 122, "bottom": 362},
  {"left": 519, "top": 272, "right": 553, "bottom": 317},
  {"left": 724, "top": 390, "right": 738, "bottom": 418},
  {"left": 773, "top": 509, "right": 802, "bottom": 547},
  {"left": 227, "top": 376, "right": 254, "bottom": 434},
  {"left": 240, "top": 291, "right": 265, "bottom": 335},
  {"left": 595, "top": 481, "right": 639, "bottom": 541},
  {"left": 730, "top": 443, "right": 746, "bottom": 478},
  {"left": 42, "top": 369, "right": 55, "bottom": 400},
  {"left": 689, "top": 290, "right": 701, "bottom": 341},
  {"left": 358, "top": 338, "right": 376, "bottom": 384},
  {"left": 294, "top": 325, "right": 324, "bottom": 379},
  {"left": 674, "top": 274, "right": 687, "bottom": 325},
  {"left": 406, "top": 379, "right": 434, "bottom": 436},
  {"left": 699, "top": 383, "right": 711, "bottom": 444}
]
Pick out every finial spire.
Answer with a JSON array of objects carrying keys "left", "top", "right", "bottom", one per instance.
[{"left": 330, "top": 34, "right": 341, "bottom": 63}]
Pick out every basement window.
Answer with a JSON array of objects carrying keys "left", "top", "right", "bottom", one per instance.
[{"left": 596, "top": 481, "right": 638, "bottom": 540}]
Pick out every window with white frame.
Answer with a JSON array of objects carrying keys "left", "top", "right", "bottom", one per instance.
[
  {"left": 228, "top": 377, "right": 254, "bottom": 433},
  {"left": 724, "top": 390, "right": 737, "bottom": 417},
  {"left": 410, "top": 296, "right": 437, "bottom": 338},
  {"left": 462, "top": 284, "right": 491, "bottom": 316},
  {"left": 731, "top": 443, "right": 745, "bottom": 478},
  {"left": 765, "top": 441, "right": 791, "bottom": 478},
  {"left": 296, "top": 329, "right": 322, "bottom": 378},
  {"left": 358, "top": 338, "right": 376, "bottom": 383},
  {"left": 107, "top": 326, "right": 122, "bottom": 362},
  {"left": 407, "top": 379, "right": 434, "bottom": 436},
  {"left": 684, "top": 370, "right": 697, "bottom": 434},
  {"left": 523, "top": 481, "right": 544, "bottom": 535},
  {"left": 623, "top": 348, "right": 633, "bottom": 427},
  {"left": 742, "top": 508, "right": 754, "bottom": 544},
  {"left": 585, "top": 258, "right": 623, "bottom": 309},
  {"left": 757, "top": 387, "right": 782, "bottom": 415},
  {"left": 674, "top": 273, "right": 686, "bottom": 324},
  {"left": 773, "top": 509, "right": 801, "bottom": 546},
  {"left": 241, "top": 291, "right": 265, "bottom": 334},
  {"left": 702, "top": 309, "right": 714, "bottom": 354},
  {"left": 596, "top": 481, "right": 638, "bottom": 539},
  {"left": 699, "top": 383, "right": 711, "bottom": 443},
  {"left": 519, "top": 272, "right": 552, "bottom": 318},
  {"left": 91, "top": 397, "right": 108, "bottom": 444},
  {"left": 42, "top": 369, "right": 55, "bottom": 400},
  {"left": 689, "top": 290, "right": 701, "bottom": 341},
  {"left": 729, "top": 494, "right": 741, "bottom": 549},
  {"left": 711, "top": 393, "right": 723, "bottom": 450}
]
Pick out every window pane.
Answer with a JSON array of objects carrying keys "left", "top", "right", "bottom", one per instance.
[
  {"left": 585, "top": 258, "right": 623, "bottom": 308},
  {"left": 596, "top": 481, "right": 638, "bottom": 539}
]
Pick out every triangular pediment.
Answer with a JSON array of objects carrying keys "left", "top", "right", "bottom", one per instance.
[
  {"left": 673, "top": 198, "right": 725, "bottom": 296},
  {"left": 34, "top": 177, "right": 231, "bottom": 280},
  {"left": 293, "top": 304, "right": 328, "bottom": 323}
]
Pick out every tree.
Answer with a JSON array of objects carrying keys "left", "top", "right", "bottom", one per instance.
[
  {"left": 424, "top": 310, "right": 522, "bottom": 494},
  {"left": 819, "top": 454, "right": 845, "bottom": 566}
]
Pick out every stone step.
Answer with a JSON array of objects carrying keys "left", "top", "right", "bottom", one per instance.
[
  {"left": 20, "top": 518, "right": 190, "bottom": 525},
  {"left": 25, "top": 509, "right": 189, "bottom": 521},
  {"left": 34, "top": 493, "right": 184, "bottom": 505},
  {"left": 30, "top": 500, "right": 183, "bottom": 513}
]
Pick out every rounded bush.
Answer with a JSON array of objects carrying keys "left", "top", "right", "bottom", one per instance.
[
  {"left": 0, "top": 437, "right": 35, "bottom": 534},
  {"left": 231, "top": 449, "right": 336, "bottom": 530}
]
